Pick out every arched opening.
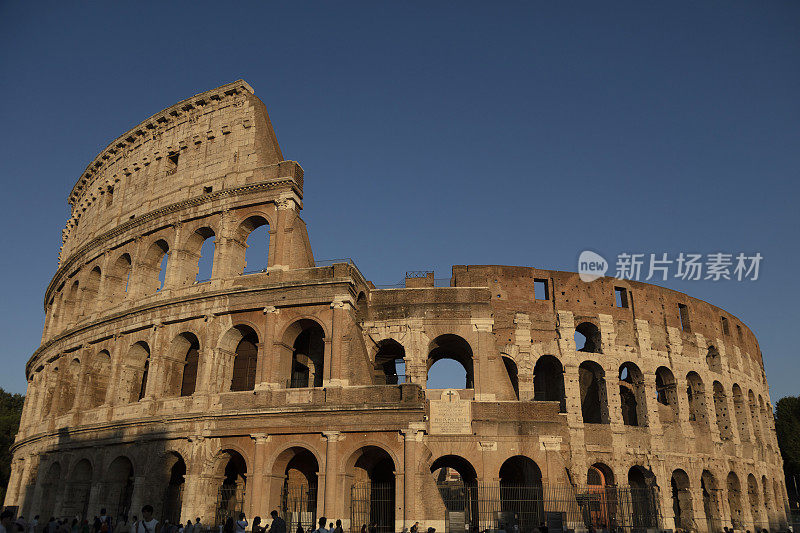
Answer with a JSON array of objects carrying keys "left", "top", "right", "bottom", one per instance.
[
  {"left": 702, "top": 470, "right": 721, "bottom": 533},
  {"left": 62, "top": 280, "right": 80, "bottom": 327},
  {"left": 747, "top": 474, "right": 761, "bottom": 530},
  {"left": 168, "top": 332, "right": 200, "bottom": 397},
  {"left": 355, "top": 292, "right": 367, "bottom": 323},
  {"left": 628, "top": 466, "right": 658, "bottom": 529},
  {"left": 586, "top": 463, "right": 617, "bottom": 531},
  {"left": 348, "top": 446, "right": 396, "bottom": 533},
  {"left": 761, "top": 475, "right": 772, "bottom": 527},
  {"left": 713, "top": 381, "right": 734, "bottom": 441},
  {"left": 727, "top": 471, "right": 743, "bottom": 529},
  {"left": 56, "top": 357, "right": 81, "bottom": 416},
  {"left": 84, "top": 266, "right": 102, "bottom": 314},
  {"left": 655, "top": 366, "right": 679, "bottom": 424},
  {"left": 427, "top": 334, "right": 474, "bottom": 389},
  {"left": 143, "top": 239, "right": 170, "bottom": 294},
  {"left": 579, "top": 361, "right": 609, "bottom": 424},
  {"left": 502, "top": 356, "right": 520, "bottom": 400},
  {"left": 431, "top": 455, "right": 478, "bottom": 533},
  {"left": 772, "top": 480, "right": 782, "bottom": 518},
  {"left": 272, "top": 447, "right": 319, "bottom": 533},
  {"left": 375, "top": 339, "right": 406, "bottom": 385},
  {"left": 575, "top": 322, "right": 602, "bottom": 353},
  {"left": 748, "top": 390, "right": 763, "bottom": 444},
  {"left": 215, "top": 450, "right": 248, "bottom": 525},
  {"left": 706, "top": 345, "right": 722, "bottom": 373},
  {"left": 107, "top": 456, "right": 134, "bottom": 519},
  {"left": 87, "top": 350, "right": 111, "bottom": 408},
  {"left": 229, "top": 325, "right": 259, "bottom": 392},
  {"left": 39, "top": 462, "right": 62, "bottom": 521},
  {"left": 686, "top": 372, "right": 709, "bottom": 426},
  {"left": 163, "top": 452, "right": 186, "bottom": 525},
  {"left": 288, "top": 321, "right": 325, "bottom": 388},
  {"left": 108, "top": 253, "right": 132, "bottom": 304},
  {"left": 499, "top": 456, "right": 543, "bottom": 531},
  {"left": 671, "top": 469, "right": 693, "bottom": 530},
  {"left": 63, "top": 459, "right": 92, "bottom": 520},
  {"left": 239, "top": 216, "right": 270, "bottom": 274},
  {"left": 191, "top": 227, "right": 216, "bottom": 283},
  {"left": 732, "top": 384, "right": 750, "bottom": 442},
  {"left": 533, "top": 355, "right": 565, "bottom": 412},
  {"left": 119, "top": 341, "right": 151, "bottom": 403},
  {"left": 618, "top": 362, "right": 647, "bottom": 427}
]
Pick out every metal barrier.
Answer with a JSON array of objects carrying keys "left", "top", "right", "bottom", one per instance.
[
  {"left": 281, "top": 484, "right": 318, "bottom": 533},
  {"left": 351, "top": 482, "right": 395, "bottom": 533},
  {"left": 215, "top": 485, "right": 245, "bottom": 526}
]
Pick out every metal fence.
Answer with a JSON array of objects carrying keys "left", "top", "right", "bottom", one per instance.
[
  {"left": 281, "top": 484, "right": 318, "bottom": 533},
  {"left": 215, "top": 484, "right": 245, "bottom": 526},
  {"left": 436, "top": 483, "right": 660, "bottom": 533},
  {"left": 351, "top": 482, "right": 395, "bottom": 533}
]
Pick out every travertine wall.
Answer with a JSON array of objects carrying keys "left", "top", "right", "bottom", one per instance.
[{"left": 5, "top": 81, "right": 788, "bottom": 533}]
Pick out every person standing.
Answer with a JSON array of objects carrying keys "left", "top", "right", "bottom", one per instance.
[
  {"left": 234, "top": 515, "right": 247, "bottom": 533},
  {"left": 312, "top": 518, "right": 327, "bottom": 533},
  {"left": 133, "top": 506, "right": 160, "bottom": 533},
  {"left": 29, "top": 516, "right": 39, "bottom": 533},
  {"left": 332, "top": 521, "right": 342, "bottom": 533},
  {"left": 267, "top": 512, "right": 284, "bottom": 533}
]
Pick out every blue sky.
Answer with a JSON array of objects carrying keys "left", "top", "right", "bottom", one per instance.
[{"left": 0, "top": 1, "right": 798, "bottom": 401}]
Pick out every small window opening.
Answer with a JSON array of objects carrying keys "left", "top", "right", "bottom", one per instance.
[
  {"left": 615, "top": 287, "right": 629, "bottom": 308},
  {"left": 678, "top": 304, "right": 691, "bottom": 332},
  {"left": 203, "top": 186, "right": 213, "bottom": 194},
  {"left": 167, "top": 153, "right": 179, "bottom": 175},
  {"left": 721, "top": 316, "right": 729, "bottom": 335},
  {"left": 105, "top": 186, "right": 114, "bottom": 207},
  {"left": 534, "top": 279, "right": 549, "bottom": 300}
]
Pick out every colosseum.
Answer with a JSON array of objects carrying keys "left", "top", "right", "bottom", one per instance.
[{"left": 3, "top": 80, "right": 789, "bottom": 533}]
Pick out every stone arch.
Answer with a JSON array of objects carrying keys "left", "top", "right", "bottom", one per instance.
[
  {"left": 748, "top": 390, "right": 763, "bottom": 443},
  {"left": 655, "top": 366, "right": 679, "bottom": 424},
  {"left": 83, "top": 265, "right": 102, "bottom": 315},
  {"left": 772, "top": 479, "right": 782, "bottom": 514},
  {"left": 141, "top": 238, "right": 170, "bottom": 294},
  {"left": 345, "top": 446, "right": 397, "bottom": 533},
  {"left": 62, "top": 279, "right": 80, "bottom": 327},
  {"left": 38, "top": 461, "right": 62, "bottom": 520},
  {"left": 618, "top": 362, "right": 647, "bottom": 427},
  {"left": 183, "top": 226, "right": 216, "bottom": 285},
  {"left": 87, "top": 349, "right": 112, "bottom": 408},
  {"left": 587, "top": 463, "right": 617, "bottom": 530},
  {"left": 499, "top": 456, "right": 543, "bottom": 530},
  {"left": 218, "top": 324, "right": 260, "bottom": 392},
  {"left": 706, "top": 345, "right": 722, "bottom": 373},
  {"left": 427, "top": 334, "right": 474, "bottom": 389},
  {"left": 713, "top": 381, "right": 734, "bottom": 440},
  {"left": 355, "top": 291, "right": 368, "bottom": 323},
  {"left": 236, "top": 214, "right": 271, "bottom": 274},
  {"left": 282, "top": 319, "right": 326, "bottom": 388},
  {"left": 120, "top": 341, "right": 151, "bottom": 403},
  {"left": 166, "top": 332, "right": 201, "bottom": 397},
  {"left": 628, "top": 466, "right": 658, "bottom": 529},
  {"left": 268, "top": 446, "right": 320, "bottom": 531},
  {"left": 430, "top": 455, "right": 479, "bottom": 533},
  {"left": 501, "top": 355, "right": 520, "bottom": 400},
  {"left": 56, "top": 357, "right": 81, "bottom": 416},
  {"left": 727, "top": 471, "right": 744, "bottom": 529},
  {"left": 106, "top": 455, "right": 135, "bottom": 519},
  {"left": 162, "top": 451, "right": 187, "bottom": 525},
  {"left": 533, "top": 355, "right": 565, "bottom": 411},
  {"left": 575, "top": 322, "right": 602, "bottom": 353},
  {"left": 62, "top": 458, "right": 92, "bottom": 520},
  {"left": 671, "top": 469, "right": 693, "bottom": 530},
  {"left": 374, "top": 339, "right": 406, "bottom": 385},
  {"left": 732, "top": 384, "right": 750, "bottom": 442},
  {"left": 107, "top": 252, "right": 132, "bottom": 305},
  {"left": 686, "top": 372, "right": 709, "bottom": 426},
  {"left": 747, "top": 473, "right": 761, "bottom": 529},
  {"left": 212, "top": 449, "right": 248, "bottom": 525},
  {"left": 579, "top": 360, "right": 609, "bottom": 424},
  {"left": 761, "top": 475, "right": 772, "bottom": 521},
  {"left": 702, "top": 470, "right": 721, "bottom": 530}
]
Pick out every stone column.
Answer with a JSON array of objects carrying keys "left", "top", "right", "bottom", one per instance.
[
  {"left": 401, "top": 427, "right": 423, "bottom": 527},
  {"left": 249, "top": 434, "right": 271, "bottom": 514},
  {"left": 471, "top": 318, "right": 494, "bottom": 400},
  {"left": 328, "top": 299, "right": 353, "bottom": 387},
  {"left": 257, "top": 307, "right": 281, "bottom": 389},
  {"left": 322, "top": 432, "right": 342, "bottom": 518}
]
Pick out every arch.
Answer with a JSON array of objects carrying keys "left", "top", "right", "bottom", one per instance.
[
  {"left": 166, "top": 332, "right": 201, "bottom": 397},
  {"left": 431, "top": 455, "right": 478, "bottom": 533},
  {"left": 56, "top": 357, "right": 81, "bottom": 416},
  {"left": 772, "top": 479, "right": 782, "bottom": 514},
  {"left": 347, "top": 446, "right": 396, "bottom": 533},
  {"left": 163, "top": 452, "right": 186, "bottom": 525},
  {"left": 106, "top": 456, "right": 135, "bottom": 518},
  {"left": 498, "top": 456, "right": 543, "bottom": 530},
  {"left": 671, "top": 469, "right": 694, "bottom": 530},
  {"left": 533, "top": 355, "right": 565, "bottom": 411},
  {"left": 628, "top": 466, "right": 659, "bottom": 529},
  {"left": 575, "top": 322, "right": 602, "bottom": 353},
  {"left": 107, "top": 253, "right": 132, "bottom": 304},
  {"left": 121, "top": 341, "right": 151, "bottom": 403},
  {"left": 187, "top": 226, "right": 216, "bottom": 284},
  {"left": 686, "top": 372, "right": 709, "bottom": 426},
  {"left": 761, "top": 475, "right": 772, "bottom": 520},
  {"left": 223, "top": 325, "right": 259, "bottom": 392},
  {"left": 375, "top": 339, "right": 405, "bottom": 385},
  {"left": 706, "top": 345, "right": 722, "bottom": 373},
  {"left": 702, "top": 470, "right": 721, "bottom": 532},
  {"left": 732, "top": 384, "right": 750, "bottom": 442},
  {"left": 726, "top": 471, "right": 743, "bottom": 529},
  {"left": 142, "top": 239, "right": 170, "bottom": 293},
  {"left": 83, "top": 266, "right": 102, "bottom": 314},
  {"left": 618, "top": 362, "right": 647, "bottom": 427},
  {"left": 270, "top": 446, "right": 319, "bottom": 532},
  {"left": 713, "top": 381, "right": 734, "bottom": 440},
  {"left": 355, "top": 291, "right": 367, "bottom": 323},
  {"left": 213, "top": 449, "right": 248, "bottom": 525},
  {"left": 748, "top": 390, "right": 763, "bottom": 443},
  {"left": 238, "top": 215, "right": 271, "bottom": 274},
  {"left": 63, "top": 458, "right": 92, "bottom": 520},
  {"left": 747, "top": 473, "right": 761, "bottom": 529},
  {"left": 502, "top": 356, "right": 520, "bottom": 400},
  {"left": 579, "top": 360, "right": 609, "bottom": 424},
  {"left": 284, "top": 320, "right": 325, "bottom": 388},
  {"left": 39, "top": 461, "right": 62, "bottom": 520},
  {"left": 655, "top": 366, "right": 679, "bottom": 424},
  {"left": 587, "top": 463, "right": 617, "bottom": 530},
  {"left": 62, "top": 279, "right": 80, "bottom": 327},
  {"left": 427, "top": 334, "right": 474, "bottom": 389}
]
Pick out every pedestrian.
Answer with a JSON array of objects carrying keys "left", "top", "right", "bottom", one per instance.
[
  {"left": 1, "top": 510, "right": 16, "bottom": 533},
  {"left": 223, "top": 518, "right": 234, "bottom": 533},
  {"left": 294, "top": 525, "right": 303, "bottom": 533},
  {"left": 29, "top": 517, "right": 39, "bottom": 533},
  {"left": 332, "top": 521, "right": 342, "bottom": 533},
  {"left": 81, "top": 521, "right": 90, "bottom": 533},
  {"left": 194, "top": 520, "right": 202, "bottom": 533},
  {"left": 133, "top": 506, "right": 160, "bottom": 533},
  {"left": 312, "top": 518, "right": 327, "bottom": 533},
  {"left": 268, "top": 512, "right": 285, "bottom": 533},
  {"left": 234, "top": 515, "right": 247, "bottom": 533},
  {"left": 185, "top": 522, "right": 193, "bottom": 533},
  {"left": 359, "top": 526, "right": 366, "bottom": 533},
  {"left": 409, "top": 523, "right": 418, "bottom": 533}
]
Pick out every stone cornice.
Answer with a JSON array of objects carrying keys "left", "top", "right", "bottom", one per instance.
[
  {"left": 68, "top": 80, "right": 253, "bottom": 208},
  {"left": 46, "top": 175, "right": 301, "bottom": 307}
]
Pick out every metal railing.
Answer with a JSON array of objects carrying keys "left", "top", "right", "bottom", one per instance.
[
  {"left": 351, "top": 482, "right": 395, "bottom": 533},
  {"left": 281, "top": 484, "right": 318, "bottom": 533}
]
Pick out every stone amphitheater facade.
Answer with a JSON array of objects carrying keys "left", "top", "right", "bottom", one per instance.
[{"left": 4, "top": 80, "right": 789, "bottom": 533}]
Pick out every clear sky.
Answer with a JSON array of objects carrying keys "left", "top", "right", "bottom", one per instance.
[{"left": 0, "top": 1, "right": 797, "bottom": 401}]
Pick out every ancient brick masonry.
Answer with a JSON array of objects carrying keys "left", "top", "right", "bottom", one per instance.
[{"left": 4, "top": 81, "right": 789, "bottom": 533}]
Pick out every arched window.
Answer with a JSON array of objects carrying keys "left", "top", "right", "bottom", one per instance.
[
  {"left": 655, "top": 366, "right": 679, "bottom": 424},
  {"left": 732, "top": 384, "right": 750, "bottom": 442},
  {"left": 671, "top": 469, "right": 693, "bottom": 530},
  {"left": 84, "top": 266, "right": 102, "bottom": 314},
  {"left": 215, "top": 450, "right": 248, "bottom": 521},
  {"left": 108, "top": 253, "right": 132, "bottom": 304},
  {"left": 87, "top": 350, "right": 111, "bottom": 408},
  {"left": 502, "top": 356, "right": 519, "bottom": 400},
  {"left": 579, "top": 361, "right": 609, "bottom": 424},
  {"left": 748, "top": 390, "right": 762, "bottom": 443},
  {"left": 713, "top": 381, "right": 733, "bottom": 440},
  {"left": 121, "top": 341, "right": 150, "bottom": 403},
  {"left": 727, "top": 472, "right": 743, "bottom": 529},
  {"left": 230, "top": 326, "right": 259, "bottom": 392},
  {"left": 188, "top": 227, "right": 216, "bottom": 283},
  {"left": 237, "top": 215, "right": 270, "bottom": 274},
  {"left": 375, "top": 339, "right": 405, "bottom": 385},
  {"left": 427, "top": 335, "right": 474, "bottom": 389},
  {"left": 167, "top": 332, "right": 201, "bottom": 397},
  {"left": 706, "top": 346, "right": 722, "bottom": 373},
  {"left": 499, "top": 456, "right": 543, "bottom": 528},
  {"left": 142, "top": 239, "right": 170, "bottom": 294},
  {"left": 628, "top": 466, "right": 659, "bottom": 528},
  {"left": 62, "top": 280, "right": 80, "bottom": 327},
  {"left": 289, "top": 323, "right": 325, "bottom": 388},
  {"left": 702, "top": 471, "right": 721, "bottom": 529},
  {"left": 163, "top": 453, "right": 186, "bottom": 525},
  {"left": 533, "top": 355, "right": 565, "bottom": 412},
  {"left": 686, "top": 372, "right": 709, "bottom": 425},
  {"left": 575, "top": 322, "right": 602, "bottom": 353},
  {"left": 619, "top": 362, "right": 647, "bottom": 427}
]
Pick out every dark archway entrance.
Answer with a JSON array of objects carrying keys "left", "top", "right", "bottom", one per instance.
[
  {"left": 431, "top": 455, "right": 479, "bottom": 533},
  {"left": 215, "top": 451, "right": 247, "bottom": 525},
  {"left": 499, "top": 456, "right": 543, "bottom": 532},
  {"left": 107, "top": 456, "right": 134, "bottom": 519},
  {"left": 586, "top": 463, "right": 618, "bottom": 530},
  {"left": 628, "top": 466, "right": 659, "bottom": 530},
  {"left": 163, "top": 453, "right": 186, "bottom": 525},
  {"left": 349, "top": 447, "right": 396, "bottom": 533},
  {"left": 274, "top": 447, "right": 319, "bottom": 533}
]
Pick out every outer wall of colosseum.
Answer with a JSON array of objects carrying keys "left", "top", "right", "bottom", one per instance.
[{"left": 3, "top": 80, "right": 789, "bottom": 533}]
